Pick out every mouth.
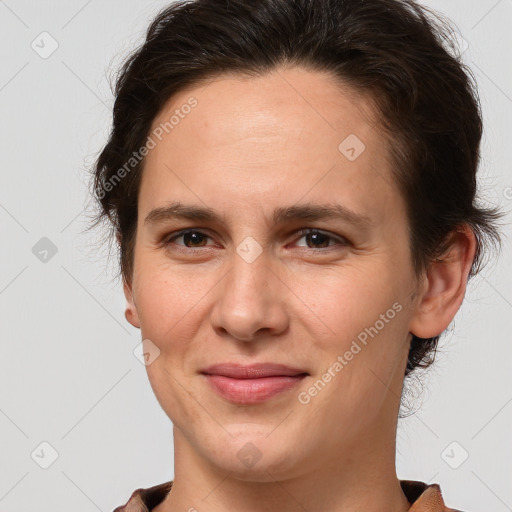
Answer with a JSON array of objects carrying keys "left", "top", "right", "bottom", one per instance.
[{"left": 200, "top": 363, "right": 309, "bottom": 405}]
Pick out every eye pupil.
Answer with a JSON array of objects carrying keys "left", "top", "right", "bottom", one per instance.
[
  {"left": 306, "top": 232, "right": 330, "bottom": 248},
  {"left": 183, "top": 231, "right": 207, "bottom": 247}
]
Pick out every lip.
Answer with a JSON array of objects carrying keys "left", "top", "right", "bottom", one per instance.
[{"left": 200, "top": 363, "right": 309, "bottom": 404}]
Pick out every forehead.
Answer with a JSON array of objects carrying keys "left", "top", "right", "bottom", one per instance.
[
  {"left": 148, "top": 66, "right": 381, "bottom": 157},
  {"left": 140, "top": 66, "right": 401, "bottom": 225}
]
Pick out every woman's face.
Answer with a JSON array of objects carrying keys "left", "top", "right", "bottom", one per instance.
[{"left": 124, "top": 66, "right": 423, "bottom": 480}]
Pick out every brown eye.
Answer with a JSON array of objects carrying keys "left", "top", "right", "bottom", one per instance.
[
  {"left": 295, "top": 229, "right": 349, "bottom": 250},
  {"left": 179, "top": 231, "right": 209, "bottom": 248},
  {"left": 302, "top": 231, "right": 331, "bottom": 249},
  {"left": 163, "top": 229, "right": 213, "bottom": 250}
]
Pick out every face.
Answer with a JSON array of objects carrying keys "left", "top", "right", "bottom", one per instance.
[{"left": 124, "top": 66, "right": 423, "bottom": 480}]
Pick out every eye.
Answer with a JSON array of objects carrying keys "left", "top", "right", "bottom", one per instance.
[
  {"left": 163, "top": 229, "right": 215, "bottom": 251},
  {"left": 161, "top": 228, "right": 349, "bottom": 254},
  {"left": 293, "top": 229, "right": 349, "bottom": 250}
]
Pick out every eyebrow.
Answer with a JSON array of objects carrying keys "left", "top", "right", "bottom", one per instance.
[{"left": 144, "top": 201, "right": 374, "bottom": 230}]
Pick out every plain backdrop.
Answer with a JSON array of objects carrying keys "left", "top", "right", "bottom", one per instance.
[{"left": 0, "top": 0, "right": 511, "bottom": 511}]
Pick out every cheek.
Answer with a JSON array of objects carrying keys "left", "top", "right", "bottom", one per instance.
[
  {"left": 301, "top": 302, "right": 408, "bottom": 437},
  {"left": 294, "top": 264, "right": 410, "bottom": 406},
  {"left": 133, "top": 267, "right": 209, "bottom": 426},
  {"left": 290, "top": 263, "right": 403, "bottom": 348},
  {"left": 133, "top": 264, "right": 206, "bottom": 341}
]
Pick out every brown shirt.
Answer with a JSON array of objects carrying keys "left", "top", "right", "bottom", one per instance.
[{"left": 112, "top": 480, "right": 466, "bottom": 511}]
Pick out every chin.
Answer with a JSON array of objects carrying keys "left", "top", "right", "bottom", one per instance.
[{"left": 203, "top": 429, "right": 301, "bottom": 481}]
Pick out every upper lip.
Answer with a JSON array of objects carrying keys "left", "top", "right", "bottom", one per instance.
[{"left": 200, "top": 363, "right": 309, "bottom": 379}]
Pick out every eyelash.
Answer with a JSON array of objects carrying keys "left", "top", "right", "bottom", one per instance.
[{"left": 161, "top": 228, "right": 349, "bottom": 254}]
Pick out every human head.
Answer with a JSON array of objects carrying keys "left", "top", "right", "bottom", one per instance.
[
  {"left": 92, "top": 0, "right": 502, "bottom": 382},
  {"left": 95, "top": 0, "right": 496, "bottom": 380}
]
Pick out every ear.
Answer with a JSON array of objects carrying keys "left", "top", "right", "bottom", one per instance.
[
  {"left": 123, "top": 277, "right": 141, "bottom": 329},
  {"left": 408, "top": 224, "right": 477, "bottom": 339},
  {"left": 117, "top": 230, "right": 141, "bottom": 329}
]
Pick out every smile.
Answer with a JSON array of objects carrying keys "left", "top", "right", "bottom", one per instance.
[{"left": 200, "top": 363, "right": 309, "bottom": 404}]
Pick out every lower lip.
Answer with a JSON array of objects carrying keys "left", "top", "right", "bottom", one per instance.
[{"left": 203, "top": 374, "right": 307, "bottom": 404}]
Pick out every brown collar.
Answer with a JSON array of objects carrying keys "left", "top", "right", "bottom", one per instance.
[{"left": 113, "top": 479, "right": 465, "bottom": 511}]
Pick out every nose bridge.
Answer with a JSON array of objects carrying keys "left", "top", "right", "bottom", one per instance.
[{"left": 211, "top": 241, "right": 288, "bottom": 341}]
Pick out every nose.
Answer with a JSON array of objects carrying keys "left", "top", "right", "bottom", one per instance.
[{"left": 210, "top": 248, "right": 289, "bottom": 343}]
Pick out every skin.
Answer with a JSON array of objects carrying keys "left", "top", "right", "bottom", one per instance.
[{"left": 122, "top": 66, "right": 476, "bottom": 511}]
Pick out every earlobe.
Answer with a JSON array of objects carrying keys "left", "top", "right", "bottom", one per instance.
[
  {"left": 123, "top": 278, "right": 141, "bottom": 329},
  {"left": 408, "top": 225, "right": 477, "bottom": 339}
]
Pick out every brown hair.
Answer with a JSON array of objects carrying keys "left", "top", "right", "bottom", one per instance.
[{"left": 91, "top": 0, "right": 503, "bottom": 379}]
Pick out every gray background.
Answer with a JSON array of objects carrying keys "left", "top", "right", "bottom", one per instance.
[{"left": 0, "top": 0, "right": 511, "bottom": 510}]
